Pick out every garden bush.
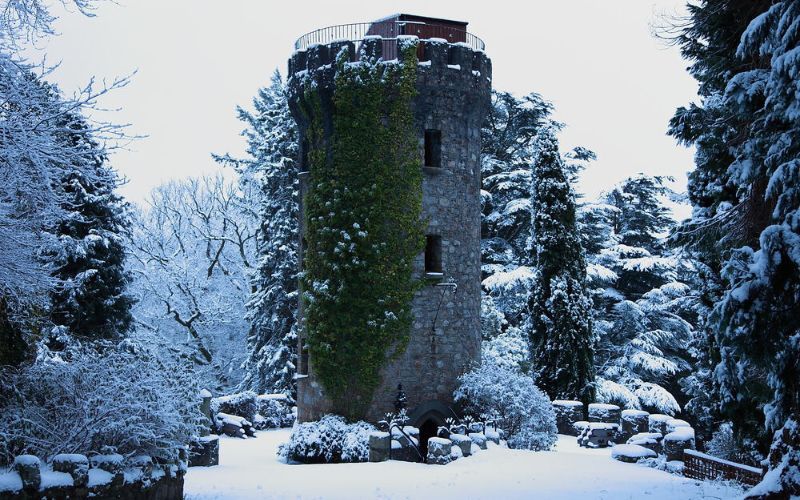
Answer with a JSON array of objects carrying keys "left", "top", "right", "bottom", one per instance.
[
  {"left": 254, "top": 394, "right": 295, "bottom": 429},
  {"left": 0, "top": 338, "right": 205, "bottom": 465},
  {"left": 454, "top": 360, "right": 557, "bottom": 451},
  {"left": 277, "top": 414, "right": 374, "bottom": 464}
]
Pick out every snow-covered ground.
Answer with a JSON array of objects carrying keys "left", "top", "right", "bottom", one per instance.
[{"left": 184, "top": 431, "right": 744, "bottom": 499}]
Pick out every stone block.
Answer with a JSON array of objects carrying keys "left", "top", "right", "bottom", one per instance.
[
  {"left": 427, "top": 437, "right": 452, "bottom": 465},
  {"left": 553, "top": 400, "right": 584, "bottom": 435},
  {"left": 588, "top": 403, "right": 621, "bottom": 425},
  {"left": 90, "top": 453, "right": 125, "bottom": 487},
  {"left": 469, "top": 432, "right": 487, "bottom": 450},
  {"left": 611, "top": 444, "right": 658, "bottom": 463},
  {"left": 620, "top": 409, "right": 650, "bottom": 442},
  {"left": 626, "top": 432, "right": 663, "bottom": 454},
  {"left": 648, "top": 414, "right": 672, "bottom": 435},
  {"left": 189, "top": 435, "right": 220, "bottom": 467},
  {"left": 368, "top": 431, "right": 390, "bottom": 463},
  {"left": 129, "top": 455, "right": 154, "bottom": 478},
  {"left": 664, "top": 427, "right": 695, "bottom": 461},
  {"left": 13, "top": 455, "right": 41, "bottom": 491},
  {"left": 53, "top": 454, "right": 89, "bottom": 488},
  {"left": 666, "top": 419, "right": 691, "bottom": 434},
  {"left": 450, "top": 433, "right": 472, "bottom": 457}
]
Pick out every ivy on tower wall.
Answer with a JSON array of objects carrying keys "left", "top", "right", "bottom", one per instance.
[{"left": 301, "top": 41, "right": 424, "bottom": 419}]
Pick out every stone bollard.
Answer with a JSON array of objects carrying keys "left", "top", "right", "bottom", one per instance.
[
  {"left": 588, "top": 403, "right": 621, "bottom": 425},
  {"left": 648, "top": 414, "right": 672, "bottom": 435},
  {"left": 199, "top": 389, "right": 213, "bottom": 436},
  {"left": 485, "top": 428, "right": 501, "bottom": 445},
  {"left": 391, "top": 426, "right": 419, "bottom": 448},
  {"left": 620, "top": 409, "right": 650, "bottom": 442},
  {"left": 664, "top": 427, "right": 695, "bottom": 461},
  {"left": 369, "top": 431, "right": 391, "bottom": 462},
  {"left": 573, "top": 420, "right": 590, "bottom": 435},
  {"left": 611, "top": 443, "right": 658, "bottom": 463},
  {"left": 129, "top": 455, "right": 154, "bottom": 479},
  {"left": 90, "top": 453, "right": 125, "bottom": 487},
  {"left": 13, "top": 455, "right": 41, "bottom": 491},
  {"left": 467, "top": 422, "right": 484, "bottom": 434},
  {"left": 53, "top": 454, "right": 89, "bottom": 488},
  {"left": 450, "top": 434, "right": 472, "bottom": 457},
  {"left": 666, "top": 419, "right": 691, "bottom": 434},
  {"left": 552, "top": 400, "right": 584, "bottom": 435},
  {"left": 469, "top": 432, "right": 488, "bottom": 450},
  {"left": 626, "top": 432, "right": 663, "bottom": 454},
  {"left": 189, "top": 435, "right": 220, "bottom": 467},
  {"left": 427, "top": 437, "right": 452, "bottom": 465}
]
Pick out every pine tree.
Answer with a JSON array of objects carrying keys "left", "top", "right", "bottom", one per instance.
[
  {"left": 668, "top": 0, "right": 800, "bottom": 480},
  {"left": 216, "top": 71, "right": 299, "bottom": 396},
  {"left": 527, "top": 127, "right": 594, "bottom": 402},
  {"left": 47, "top": 113, "right": 134, "bottom": 340}
]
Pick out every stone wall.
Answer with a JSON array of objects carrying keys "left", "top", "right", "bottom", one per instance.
[
  {"left": 288, "top": 36, "right": 492, "bottom": 423},
  {"left": 0, "top": 452, "right": 185, "bottom": 500}
]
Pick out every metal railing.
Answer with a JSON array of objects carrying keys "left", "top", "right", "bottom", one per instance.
[{"left": 294, "top": 21, "right": 485, "bottom": 52}]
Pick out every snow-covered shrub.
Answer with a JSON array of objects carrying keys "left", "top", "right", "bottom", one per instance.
[
  {"left": 481, "top": 325, "right": 530, "bottom": 373},
  {"left": 211, "top": 391, "right": 257, "bottom": 422},
  {"left": 254, "top": 395, "right": 295, "bottom": 429},
  {"left": 454, "top": 361, "right": 557, "bottom": 451},
  {"left": 0, "top": 339, "right": 205, "bottom": 465},
  {"left": 277, "top": 415, "right": 375, "bottom": 464}
]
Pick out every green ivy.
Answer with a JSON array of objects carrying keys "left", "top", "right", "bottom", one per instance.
[{"left": 301, "top": 41, "right": 424, "bottom": 419}]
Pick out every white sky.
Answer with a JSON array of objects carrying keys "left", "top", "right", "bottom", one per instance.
[{"left": 35, "top": 0, "right": 698, "bottom": 203}]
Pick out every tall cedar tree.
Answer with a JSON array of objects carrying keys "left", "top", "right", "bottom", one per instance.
[
  {"left": 583, "top": 175, "right": 694, "bottom": 415},
  {"left": 48, "top": 113, "right": 133, "bottom": 340},
  {"left": 670, "top": 1, "right": 800, "bottom": 489},
  {"left": 216, "top": 71, "right": 299, "bottom": 396},
  {"left": 527, "top": 128, "right": 595, "bottom": 402}
]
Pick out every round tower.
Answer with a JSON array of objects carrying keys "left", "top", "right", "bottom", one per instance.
[{"left": 287, "top": 15, "right": 491, "bottom": 432}]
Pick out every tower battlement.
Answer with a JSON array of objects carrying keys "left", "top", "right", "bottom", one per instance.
[{"left": 288, "top": 37, "right": 491, "bottom": 85}]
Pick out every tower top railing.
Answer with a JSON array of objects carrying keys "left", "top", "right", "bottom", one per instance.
[{"left": 293, "top": 21, "right": 485, "bottom": 52}]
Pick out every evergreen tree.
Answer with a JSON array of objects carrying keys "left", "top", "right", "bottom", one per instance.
[
  {"left": 47, "top": 114, "right": 134, "bottom": 340},
  {"left": 669, "top": 1, "right": 800, "bottom": 482},
  {"left": 526, "top": 127, "right": 594, "bottom": 402},
  {"left": 481, "top": 91, "right": 554, "bottom": 282},
  {"left": 216, "top": 71, "right": 299, "bottom": 396},
  {"left": 582, "top": 175, "right": 695, "bottom": 414},
  {"left": 1, "top": 60, "right": 132, "bottom": 361},
  {"left": 479, "top": 92, "right": 557, "bottom": 335}
]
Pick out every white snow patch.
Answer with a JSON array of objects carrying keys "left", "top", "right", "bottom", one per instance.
[
  {"left": 184, "top": 431, "right": 742, "bottom": 499},
  {"left": 88, "top": 468, "right": 114, "bottom": 487},
  {"left": 40, "top": 470, "right": 73, "bottom": 488},
  {"left": 0, "top": 471, "right": 22, "bottom": 493}
]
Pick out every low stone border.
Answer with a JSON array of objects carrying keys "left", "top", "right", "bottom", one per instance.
[{"left": 0, "top": 451, "right": 186, "bottom": 499}]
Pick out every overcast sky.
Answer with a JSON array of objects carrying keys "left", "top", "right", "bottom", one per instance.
[{"left": 36, "top": 0, "right": 697, "bottom": 204}]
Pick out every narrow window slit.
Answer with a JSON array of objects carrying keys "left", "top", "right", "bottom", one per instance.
[
  {"left": 425, "top": 235, "right": 443, "bottom": 275},
  {"left": 424, "top": 129, "right": 442, "bottom": 168}
]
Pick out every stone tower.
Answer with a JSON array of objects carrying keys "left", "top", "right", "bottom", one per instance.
[{"left": 287, "top": 15, "right": 491, "bottom": 433}]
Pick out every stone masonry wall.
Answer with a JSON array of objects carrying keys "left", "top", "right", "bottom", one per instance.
[{"left": 288, "top": 36, "right": 492, "bottom": 423}]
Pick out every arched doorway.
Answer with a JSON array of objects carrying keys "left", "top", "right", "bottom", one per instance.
[
  {"left": 409, "top": 400, "right": 451, "bottom": 462},
  {"left": 418, "top": 418, "right": 439, "bottom": 461}
]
